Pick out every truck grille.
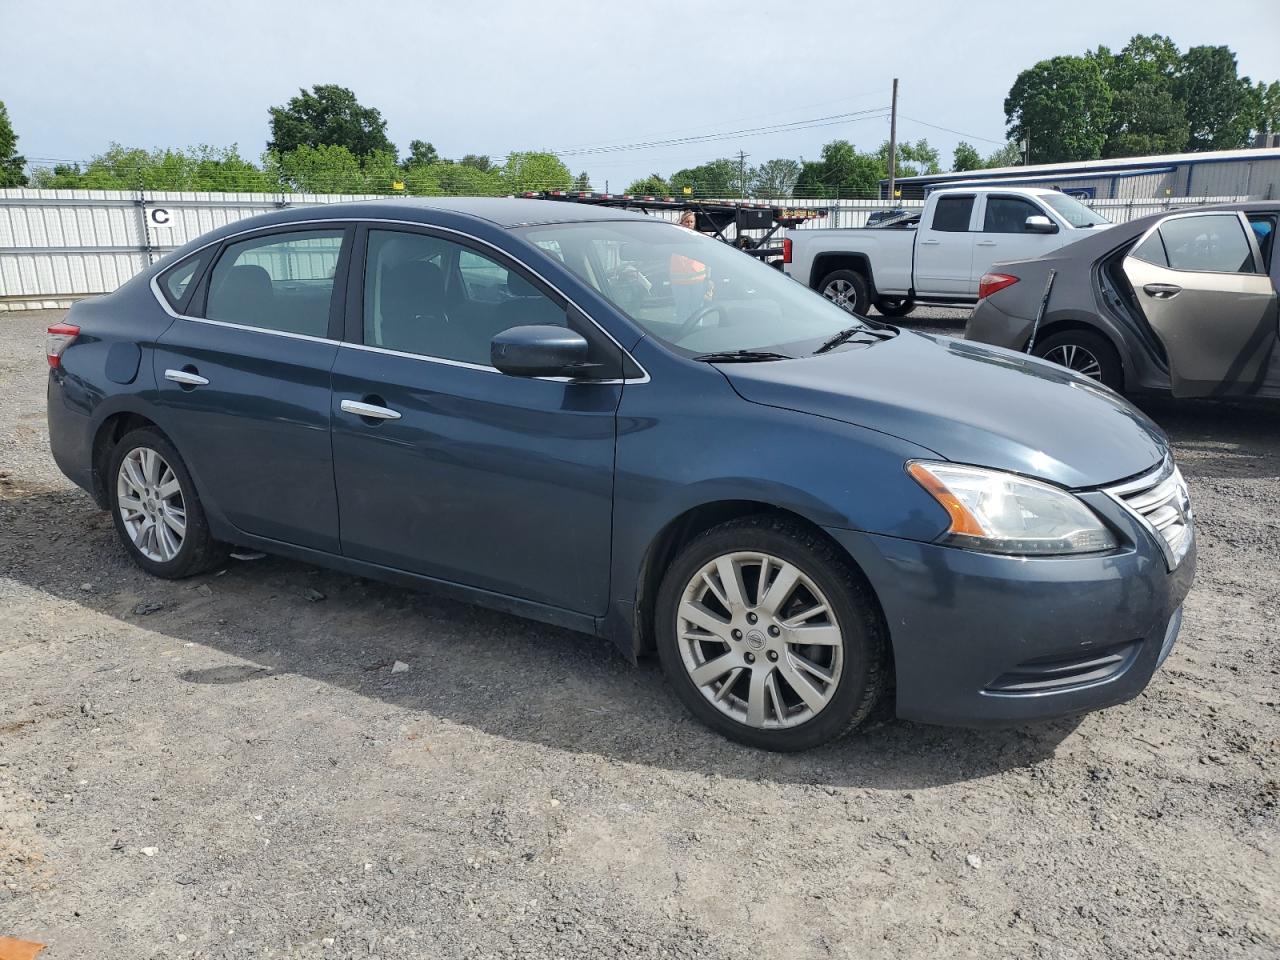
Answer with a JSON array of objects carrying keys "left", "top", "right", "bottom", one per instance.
[{"left": 1104, "top": 458, "right": 1193, "bottom": 570}]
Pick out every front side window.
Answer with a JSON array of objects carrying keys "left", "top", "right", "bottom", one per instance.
[
  {"left": 1040, "top": 193, "right": 1110, "bottom": 228},
  {"left": 982, "top": 197, "right": 1043, "bottom": 234},
  {"left": 516, "top": 219, "right": 879, "bottom": 357},
  {"left": 363, "top": 229, "right": 567, "bottom": 366},
  {"left": 205, "top": 230, "right": 344, "bottom": 337},
  {"left": 930, "top": 196, "right": 975, "bottom": 232},
  {"left": 1157, "top": 214, "right": 1256, "bottom": 274}
]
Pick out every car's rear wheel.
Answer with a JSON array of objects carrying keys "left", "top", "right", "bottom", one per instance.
[
  {"left": 1033, "top": 329, "right": 1123, "bottom": 392},
  {"left": 874, "top": 297, "right": 916, "bottom": 318},
  {"left": 108, "top": 427, "right": 226, "bottom": 578},
  {"left": 818, "top": 269, "right": 870, "bottom": 315},
  {"left": 655, "top": 516, "right": 887, "bottom": 751}
]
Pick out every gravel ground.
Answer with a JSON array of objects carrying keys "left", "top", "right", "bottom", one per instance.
[{"left": 1, "top": 308, "right": 1276, "bottom": 959}]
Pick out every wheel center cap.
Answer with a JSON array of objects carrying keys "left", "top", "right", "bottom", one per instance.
[{"left": 744, "top": 629, "right": 766, "bottom": 652}]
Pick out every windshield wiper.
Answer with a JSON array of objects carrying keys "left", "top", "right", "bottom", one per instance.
[
  {"left": 693, "top": 349, "right": 794, "bottom": 363},
  {"left": 813, "top": 325, "right": 896, "bottom": 354}
]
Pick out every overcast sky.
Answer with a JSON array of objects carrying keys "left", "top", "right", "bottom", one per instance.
[{"left": 3, "top": 0, "right": 1277, "bottom": 187}]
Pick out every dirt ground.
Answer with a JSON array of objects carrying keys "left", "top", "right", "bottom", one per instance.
[{"left": 1, "top": 307, "right": 1276, "bottom": 959}]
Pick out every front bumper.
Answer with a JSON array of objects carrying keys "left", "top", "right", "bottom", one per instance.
[{"left": 827, "top": 496, "right": 1195, "bottom": 727}]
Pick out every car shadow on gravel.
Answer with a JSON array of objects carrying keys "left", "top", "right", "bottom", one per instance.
[{"left": 3, "top": 485, "right": 1087, "bottom": 790}]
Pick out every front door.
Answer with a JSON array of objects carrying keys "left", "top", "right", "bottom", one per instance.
[
  {"left": 153, "top": 226, "right": 351, "bottom": 551},
  {"left": 330, "top": 226, "right": 621, "bottom": 616},
  {"left": 914, "top": 193, "right": 975, "bottom": 297},
  {"left": 1122, "top": 211, "right": 1278, "bottom": 398},
  {"left": 971, "top": 194, "right": 1064, "bottom": 295}
]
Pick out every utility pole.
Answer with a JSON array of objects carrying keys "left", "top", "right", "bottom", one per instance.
[
  {"left": 736, "top": 150, "right": 748, "bottom": 199},
  {"left": 886, "top": 78, "right": 899, "bottom": 203}
]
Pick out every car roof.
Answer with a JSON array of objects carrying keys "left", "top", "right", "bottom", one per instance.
[{"left": 296, "top": 196, "right": 655, "bottom": 228}]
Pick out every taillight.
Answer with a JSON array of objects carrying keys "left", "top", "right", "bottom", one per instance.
[
  {"left": 46, "top": 322, "right": 80, "bottom": 368},
  {"left": 978, "top": 273, "right": 1019, "bottom": 300},
  {"left": 782, "top": 237, "right": 793, "bottom": 264}
]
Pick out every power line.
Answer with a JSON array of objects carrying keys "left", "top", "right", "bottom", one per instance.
[{"left": 898, "top": 114, "right": 1006, "bottom": 146}]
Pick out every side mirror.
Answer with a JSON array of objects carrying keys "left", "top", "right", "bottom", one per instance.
[
  {"left": 1025, "top": 215, "right": 1059, "bottom": 234},
  {"left": 491, "top": 325, "right": 589, "bottom": 378}
]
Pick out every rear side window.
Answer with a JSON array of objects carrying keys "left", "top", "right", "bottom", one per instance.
[
  {"left": 982, "top": 196, "right": 1042, "bottom": 233},
  {"left": 204, "top": 230, "right": 345, "bottom": 337},
  {"left": 1156, "top": 214, "right": 1256, "bottom": 274},
  {"left": 158, "top": 251, "right": 210, "bottom": 311},
  {"left": 931, "top": 196, "right": 974, "bottom": 232}
]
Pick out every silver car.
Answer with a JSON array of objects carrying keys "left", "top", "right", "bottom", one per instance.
[{"left": 966, "top": 202, "right": 1279, "bottom": 398}]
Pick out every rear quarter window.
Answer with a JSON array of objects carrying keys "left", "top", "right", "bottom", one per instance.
[{"left": 157, "top": 251, "right": 211, "bottom": 311}]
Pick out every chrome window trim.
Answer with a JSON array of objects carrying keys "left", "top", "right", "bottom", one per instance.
[{"left": 148, "top": 216, "right": 650, "bottom": 384}]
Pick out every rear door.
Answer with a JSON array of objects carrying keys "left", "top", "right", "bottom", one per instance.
[
  {"left": 154, "top": 226, "right": 352, "bottom": 551},
  {"left": 329, "top": 225, "right": 623, "bottom": 616},
  {"left": 913, "top": 194, "right": 975, "bottom": 296},
  {"left": 1122, "top": 211, "right": 1277, "bottom": 398},
  {"left": 971, "top": 194, "right": 1063, "bottom": 294}
]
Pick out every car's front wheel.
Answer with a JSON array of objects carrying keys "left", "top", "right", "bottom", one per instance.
[
  {"left": 108, "top": 427, "right": 226, "bottom": 578},
  {"left": 655, "top": 516, "right": 887, "bottom": 751}
]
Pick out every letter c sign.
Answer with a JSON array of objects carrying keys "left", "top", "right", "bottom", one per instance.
[{"left": 150, "top": 208, "right": 170, "bottom": 225}]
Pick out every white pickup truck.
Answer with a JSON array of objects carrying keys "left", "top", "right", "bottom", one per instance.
[{"left": 783, "top": 187, "right": 1111, "bottom": 316}]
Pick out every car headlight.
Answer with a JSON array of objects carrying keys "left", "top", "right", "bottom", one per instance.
[{"left": 907, "top": 461, "right": 1117, "bottom": 556}]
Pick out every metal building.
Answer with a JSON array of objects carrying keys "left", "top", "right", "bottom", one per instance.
[{"left": 884, "top": 147, "right": 1280, "bottom": 201}]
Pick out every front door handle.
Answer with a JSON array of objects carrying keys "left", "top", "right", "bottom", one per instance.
[
  {"left": 1143, "top": 283, "right": 1182, "bottom": 299},
  {"left": 164, "top": 368, "right": 209, "bottom": 386},
  {"left": 920, "top": 239, "right": 941, "bottom": 245},
  {"left": 976, "top": 240, "right": 996, "bottom": 247},
  {"left": 341, "top": 399, "right": 402, "bottom": 421}
]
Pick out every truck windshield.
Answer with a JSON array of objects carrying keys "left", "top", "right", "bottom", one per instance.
[
  {"left": 1041, "top": 193, "right": 1110, "bottom": 228},
  {"left": 515, "top": 220, "right": 876, "bottom": 357}
]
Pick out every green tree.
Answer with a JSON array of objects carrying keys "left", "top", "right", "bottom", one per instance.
[
  {"left": 669, "top": 158, "right": 740, "bottom": 197},
  {"left": 625, "top": 173, "right": 670, "bottom": 196},
  {"left": 750, "top": 158, "right": 801, "bottom": 197},
  {"left": 268, "top": 84, "right": 394, "bottom": 159},
  {"left": 1175, "top": 46, "right": 1254, "bottom": 150},
  {"left": 573, "top": 170, "right": 592, "bottom": 191},
  {"left": 1005, "top": 55, "right": 1112, "bottom": 162},
  {"left": 984, "top": 141, "right": 1025, "bottom": 168},
  {"left": 269, "top": 144, "right": 367, "bottom": 193},
  {"left": 792, "top": 141, "right": 883, "bottom": 198},
  {"left": 0, "top": 100, "right": 26, "bottom": 187},
  {"left": 502, "top": 151, "right": 572, "bottom": 192},
  {"left": 879, "top": 139, "right": 939, "bottom": 178},
  {"left": 459, "top": 154, "right": 494, "bottom": 172},
  {"left": 1251, "top": 80, "right": 1280, "bottom": 138},
  {"left": 406, "top": 139, "right": 439, "bottom": 166},
  {"left": 952, "top": 141, "right": 983, "bottom": 172},
  {"left": 29, "top": 144, "right": 273, "bottom": 191},
  {"left": 1094, "top": 35, "right": 1189, "bottom": 157}
]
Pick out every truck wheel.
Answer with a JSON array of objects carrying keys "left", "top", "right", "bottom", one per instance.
[
  {"left": 1032, "top": 330, "right": 1124, "bottom": 392},
  {"left": 874, "top": 298, "right": 916, "bottom": 318},
  {"left": 818, "top": 269, "right": 869, "bottom": 315}
]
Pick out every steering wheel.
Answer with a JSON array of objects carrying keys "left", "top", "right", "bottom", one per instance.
[{"left": 674, "top": 302, "right": 725, "bottom": 342}]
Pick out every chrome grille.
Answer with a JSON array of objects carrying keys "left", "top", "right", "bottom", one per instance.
[{"left": 1104, "top": 458, "right": 1194, "bottom": 570}]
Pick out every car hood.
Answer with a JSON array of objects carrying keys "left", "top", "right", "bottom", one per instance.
[{"left": 719, "top": 331, "right": 1168, "bottom": 489}]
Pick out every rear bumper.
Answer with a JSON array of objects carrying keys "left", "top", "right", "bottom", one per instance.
[
  {"left": 827, "top": 512, "right": 1196, "bottom": 727},
  {"left": 47, "top": 372, "right": 98, "bottom": 500},
  {"left": 966, "top": 298, "right": 1033, "bottom": 351}
]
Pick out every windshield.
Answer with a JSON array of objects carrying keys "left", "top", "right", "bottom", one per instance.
[
  {"left": 515, "top": 219, "right": 876, "bottom": 357},
  {"left": 1041, "top": 193, "right": 1110, "bottom": 228}
]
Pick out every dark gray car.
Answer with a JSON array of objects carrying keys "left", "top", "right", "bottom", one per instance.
[
  {"left": 966, "top": 202, "right": 1279, "bottom": 397},
  {"left": 46, "top": 198, "right": 1195, "bottom": 751}
]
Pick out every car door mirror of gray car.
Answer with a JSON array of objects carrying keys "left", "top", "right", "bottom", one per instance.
[
  {"left": 1025, "top": 215, "right": 1059, "bottom": 234},
  {"left": 491, "top": 325, "right": 592, "bottom": 378}
]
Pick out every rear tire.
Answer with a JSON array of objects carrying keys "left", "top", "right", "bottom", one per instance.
[
  {"left": 1032, "top": 329, "right": 1124, "bottom": 392},
  {"left": 108, "top": 427, "right": 227, "bottom": 579},
  {"left": 818, "top": 269, "right": 870, "bottom": 316},
  {"left": 655, "top": 515, "right": 887, "bottom": 752},
  {"left": 874, "top": 297, "right": 916, "bottom": 318}
]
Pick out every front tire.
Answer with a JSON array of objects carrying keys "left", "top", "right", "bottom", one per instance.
[
  {"left": 655, "top": 516, "right": 887, "bottom": 751},
  {"left": 108, "top": 427, "right": 227, "bottom": 578},
  {"left": 818, "top": 269, "right": 870, "bottom": 315},
  {"left": 1032, "top": 329, "right": 1123, "bottom": 392}
]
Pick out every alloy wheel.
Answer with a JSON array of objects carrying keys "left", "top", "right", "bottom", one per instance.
[
  {"left": 1043, "top": 343, "right": 1103, "bottom": 381},
  {"left": 676, "top": 552, "right": 844, "bottom": 729},
  {"left": 117, "top": 447, "right": 187, "bottom": 563},
  {"left": 822, "top": 279, "right": 859, "bottom": 312}
]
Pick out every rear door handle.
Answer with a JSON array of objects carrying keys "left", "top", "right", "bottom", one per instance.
[
  {"left": 164, "top": 368, "right": 209, "bottom": 386},
  {"left": 1142, "top": 283, "right": 1182, "bottom": 299},
  {"left": 341, "top": 399, "right": 402, "bottom": 421}
]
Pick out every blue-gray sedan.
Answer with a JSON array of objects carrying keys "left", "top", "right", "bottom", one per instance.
[{"left": 45, "top": 198, "right": 1195, "bottom": 750}]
